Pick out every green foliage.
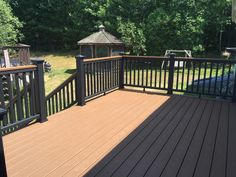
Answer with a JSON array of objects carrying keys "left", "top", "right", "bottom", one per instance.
[
  {"left": 0, "top": 0, "right": 22, "bottom": 46},
  {"left": 117, "top": 19, "right": 146, "bottom": 55},
  {"left": 8, "top": 0, "right": 236, "bottom": 55}
]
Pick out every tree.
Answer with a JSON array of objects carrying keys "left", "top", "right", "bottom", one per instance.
[
  {"left": 117, "top": 19, "right": 146, "bottom": 55},
  {"left": 145, "top": 1, "right": 204, "bottom": 55},
  {"left": 0, "top": 0, "right": 22, "bottom": 46},
  {"left": 8, "top": 0, "right": 236, "bottom": 55}
]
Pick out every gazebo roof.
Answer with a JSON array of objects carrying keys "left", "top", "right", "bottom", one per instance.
[{"left": 78, "top": 25, "right": 124, "bottom": 46}]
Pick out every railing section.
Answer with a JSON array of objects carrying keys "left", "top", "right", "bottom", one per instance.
[
  {"left": 0, "top": 65, "right": 41, "bottom": 134},
  {"left": 46, "top": 73, "right": 77, "bottom": 116},
  {"left": 83, "top": 56, "right": 121, "bottom": 100},
  {"left": 123, "top": 56, "right": 169, "bottom": 91},
  {"left": 123, "top": 55, "right": 236, "bottom": 100}
]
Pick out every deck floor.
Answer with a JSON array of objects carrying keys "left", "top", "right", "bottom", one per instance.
[{"left": 3, "top": 90, "right": 236, "bottom": 177}]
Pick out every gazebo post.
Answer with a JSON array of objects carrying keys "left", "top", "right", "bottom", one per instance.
[
  {"left": 91, "top": 45, "right": 94, "bottom": 58},
  {"left": 107, "top": 46, "right": 110, "bottom": 56},
  {"left": 110, "top": 47, "right": 113, "bottom": 56},
  {"left": 79, "top": 46, "right": 82, "bottom": 56},
  {"left": 94, "top": 45, "right": 97, "bottom": 58}
]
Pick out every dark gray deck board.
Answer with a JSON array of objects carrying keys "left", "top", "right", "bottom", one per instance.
[
  {"left": 209, "top": 103, "right": 229, "bottom": 177},
  {"left": 192, "top": 101, "right": 222, "bottom": 177},
  {"left": 85, "top": 97, "right": 236, "bottom": 177},
  {"left": 143, "top": 97, "right": 201, "bottom": 177},
  {"left": 159, "top": 99, "right": 208, "bottom": 177},
  {"left": 227, "top": 103, "right": 236, "bottom": 177},
  {"left": 176, "top": 100, "right": 214, "bottom": 177}
]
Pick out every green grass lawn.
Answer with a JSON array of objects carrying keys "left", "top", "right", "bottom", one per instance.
[{"left": 32, "top": 52, "right": 77, "bottom": 94}]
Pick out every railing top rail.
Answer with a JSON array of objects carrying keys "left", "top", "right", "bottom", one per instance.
[
  {"left": 46, "top": 72, "right": 76, "bottom": 100},
  {"left": 123, "top": 55, "right": 168, "bottom": 59},
  {"left": 175, "top": 57, "right": 236, "bottom": 63},
  {"left": 84, "top": 56, "right": 122, "bottom": 63},
  {"left": 0, "top": 65, "right": 37, "bottom": 75},
  {"left": 123, "top": 55, "right": 236, "bottom": 63}
]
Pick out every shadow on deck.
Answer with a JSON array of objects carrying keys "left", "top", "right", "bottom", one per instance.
[{"left": 3, "top": 90, "right": 236, "bottom": 177}]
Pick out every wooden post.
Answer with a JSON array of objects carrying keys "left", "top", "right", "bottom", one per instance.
[
  {"left": 0, "top": 108, "right": 7, "bottom": 177},
  {"left": 119, "top": 55, "right": 124, "bottom": 89},
  {"left": 31, "top": 59, "right": 48, "bottom": 123},
  {"left": 167, "top": 53, "right": 176, "bottom": 95},
  {"left": 3, "top": 49, "right": 10, "bottom": 68},
  {"left": 75, "top": 55, "right": 85, "bottom": 106}
]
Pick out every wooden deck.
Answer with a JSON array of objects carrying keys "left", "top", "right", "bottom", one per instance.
[{"left": 3, "top": 90, "right": 236, "bottom": 177}]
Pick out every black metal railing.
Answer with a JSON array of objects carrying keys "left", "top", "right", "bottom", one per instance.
[
  {"left": 123, "top": 55, "right": 236, "bottom": 100},
  {"left": 46, "top": 73, "right": 77, "bottom": 116},
  {"left": 83, "top": 56, "right": 121, "bottom": 99},
  {"left": 123, "top": 56, "right": 169, "bottom": 91},
  {"left": 172, "top": 57, "right": 236, "bottom": 97},
  {"left": 0, "top": 60, "right": 47, "bottom": 134}
]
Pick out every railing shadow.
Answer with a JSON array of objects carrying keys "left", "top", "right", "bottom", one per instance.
[{"left": 84, "top": 95, "right": 175, "bottom": 176}]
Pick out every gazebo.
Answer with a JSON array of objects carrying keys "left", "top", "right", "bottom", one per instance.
[{"left": 78, "top": 25, "right": 124, "bottom": 58}]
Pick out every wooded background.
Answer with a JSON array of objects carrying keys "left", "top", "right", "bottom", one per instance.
[{"left": 1, "top": 0, "right": 236, "bottom": 56}]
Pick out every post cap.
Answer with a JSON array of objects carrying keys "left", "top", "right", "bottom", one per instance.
[
  {"left": 31, "top": 58, "right": 45, "bottom": 64},
  {"left": 75, "top": 55, "right": 85, "bottom": 60},
  {"left": 169, "top": 53, "right": 176, "bottom": 57}
]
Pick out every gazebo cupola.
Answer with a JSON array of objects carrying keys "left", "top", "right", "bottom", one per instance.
[{"left": 77, "top": 25, "right": 124, "bottom": 58}]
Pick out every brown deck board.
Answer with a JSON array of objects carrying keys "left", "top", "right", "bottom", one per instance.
[{"left": 2, "top": 90, "right": 236, "bottom": 177}]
